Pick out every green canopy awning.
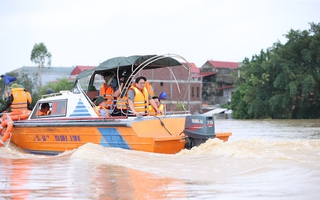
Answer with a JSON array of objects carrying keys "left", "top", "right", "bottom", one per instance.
[
  {"left": 75, "top": 54, "right": 183, "bottom": 84},
  {"left": 75, "top": 69, "right": 94, "bottom": 81},
  {"left": 94, "top": 55, "right": 182, "bottom": 73}
]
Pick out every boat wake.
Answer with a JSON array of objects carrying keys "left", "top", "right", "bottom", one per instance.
[
  {"left": 1, "top": 137, "right": 319, "bottom": 163},
  {"left": 0, "top": 141, "right": 43, "bottom": 159},
  {"left": 179, "top": 138, "right": 320, "bottom": 160},
  {"left": 1, "top": 137, "right": 319, "bottom": 182},
  {"left": 69, "top": 137, "right": 320, "bottom": 165},
  {"left": 66, "top": 138, "right": 320, "bottom": 182}
]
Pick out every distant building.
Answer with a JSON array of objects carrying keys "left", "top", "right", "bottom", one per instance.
[
  {"left": 10, "top": 66, "right": 97, "bottom": 85},
  {"left": 138, "top": 62, "right": 201, "bottom": 114},
  {"left": 11, "top": 66, "right": 74, "bottom": 86},
  {"left": 70, "top": 66, "right": 96, "bottom": 79},
  {"left": 199, "top": 60, "right": 240, "bottom": 112}
]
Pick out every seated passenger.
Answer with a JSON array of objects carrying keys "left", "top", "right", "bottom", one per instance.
[
  {"left": 148, "top": 96, "right": 165, "bottom": 116},
  {"left": 38, "top": 103, "right": 50, "bottom": 116},
  {"left": 94, "top": 96, "right": 109, "bottom": 117},
  {"left": 127, "top": 76, "right": 162, "bottom": 116}
]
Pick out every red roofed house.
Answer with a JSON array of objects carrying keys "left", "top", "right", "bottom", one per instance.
[
  {"left": 200, "top": 60, "right": 240, "bottom": 111},
  {"left": 70, "top": 66, "right": 96, "bottom": 79}
]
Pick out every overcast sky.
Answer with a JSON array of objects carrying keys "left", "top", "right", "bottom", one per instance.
[{"left": 0, "top": 0, "right": 319, "bottom": 76}]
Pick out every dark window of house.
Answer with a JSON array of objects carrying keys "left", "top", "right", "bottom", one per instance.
[
  {"left": 197, "top": 87, "right": 199, "bottom": 97},
  {"left": 191, "top": 87, "right": 194, "bottom": 97},
  {"left": 160, "top": 82, "right": 163, "bottom": 86}
]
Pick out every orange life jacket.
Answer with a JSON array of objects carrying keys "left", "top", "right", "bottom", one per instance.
[
  {"left": 116, "top": 87, "right": 129, "bottom": 112},
  {"left": 100, "top": 83, "right": 114, "bottom": 108},
  {"left": 94, "top": 106, "right": 109, "bottom": 117},
  {"left": 10, "top": 88, "right": 28, "bottom": 112},
  {"left": 145, "top": 81, "right": 154, "bottom": 97},
  {"left": 26, "top": 91, "right": 32, "bottom": 104},
  {"left": 148, "top": 104, "right": 164, "bottom": 116},
  {"left": 38, "top": 110, "right": 50, "bottom": 116},
  {"left": 116, "top": 96, "right": 128, "bottom": 111},
  {"left": 130, "top": 85, "right": 149, "bottom": 114}
]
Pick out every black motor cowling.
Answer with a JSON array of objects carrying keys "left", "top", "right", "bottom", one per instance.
[{"left": 183, "top": 114, "right": 215, "bottom": 149}]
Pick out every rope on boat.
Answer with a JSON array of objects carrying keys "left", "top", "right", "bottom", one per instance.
[{"left": 154, "top": 116, "right": 172, "bottom": 136}]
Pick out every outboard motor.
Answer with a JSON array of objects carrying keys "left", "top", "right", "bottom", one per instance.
[{"left": 183, "top": 114, "right": 215, "bottom": 149}]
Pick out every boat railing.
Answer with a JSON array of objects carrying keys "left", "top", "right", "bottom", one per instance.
[
  {"left": 165, "top": 110, "right": 191, "bottom": 115},
  {"left": 146, "top": 110, "right": 191, "bottom": 116},
  {"left": 41, "top": 91, "right": 71, "bottom": 99},
  {"left": 115, "top": 54, "right": 191, "bottom": 112},
  {"left": 74, "top": 54, "right": 193, "bottom": 116}
]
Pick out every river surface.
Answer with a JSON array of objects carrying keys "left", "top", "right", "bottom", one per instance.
[{"left": 0, "top": 119, "right": 319, "bottom": 200}]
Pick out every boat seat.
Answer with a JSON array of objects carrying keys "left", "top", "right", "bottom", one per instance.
[
  {"left": 87, "top": 90, "right": 99, "bottom": 101},
  {"left": 86, "top": 85, "right": 99, "bottom": 101}
]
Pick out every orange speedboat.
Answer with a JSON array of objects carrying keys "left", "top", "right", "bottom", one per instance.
[{"left": 1, "top": 54, "right": 231, "bottom": 155}]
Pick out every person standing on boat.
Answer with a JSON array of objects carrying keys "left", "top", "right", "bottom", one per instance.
[
  {"left": 94, "top": 96, "right": 109, "bottom": 117},
  {"left": 20, "top": 84, "right": 32, "bottom": 104},
  {"left": 100, "top": 72, "right": 124, "bottom": 109},
  {"left": 127, "top": 76, "right": 162, "bottom": 116},
  {"left": 148, "top": 96, "right": 165, "bottom": 116},
  {"left": 0, "top": 83, "right": 32, "bottom": 113}
]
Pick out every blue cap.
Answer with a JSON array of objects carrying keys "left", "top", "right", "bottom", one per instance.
[{"left": 159, "top": 92, "right": 167, "bottom": 100}]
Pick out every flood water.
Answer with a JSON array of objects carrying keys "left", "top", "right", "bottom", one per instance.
[{"left": 0, "top": 119, "right": 319, "bottom": 199}]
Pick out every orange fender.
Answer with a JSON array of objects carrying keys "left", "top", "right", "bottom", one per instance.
[
  {"left": 0, "top": 119, "right": 13, "bottom": 147},
  {"left": 10, "top": 111, "right": 30, "bottom": 121},
  {"left": 1, "top": 113, "right": 9, "bottom": 122},
  {"left": 1, "top": 110, "right": 30, "bottom": 122}
]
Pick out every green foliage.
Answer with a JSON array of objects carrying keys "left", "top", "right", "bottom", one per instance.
[
  {"left": 39, "top": 78, "right": 74, "bottom": 96},
  {"left": 18, "top": 70, "right": 36, "bottom": 94},
  {"left": 230, "top": 85, "right": 250, "bottom": 119},
  {"left": 30, "top": 42, "right": 52, "bottom": 92},
  {"left": 30, "top": 43, "right": 52, "bottom": 66},
  {"left": 221, "top": 104, "right": 230, "bottom": 109},
  {"left": 176, "top": 102, "right": 186, "bottom": 111},
  {"left": 232, "top": 22, "right": 320, "bottom": 119}
]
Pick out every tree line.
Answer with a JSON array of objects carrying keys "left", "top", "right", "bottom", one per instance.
[
  {"left": 231, "top": 22, "right": 320, "bottom": 119},
  {"left": 0, "top": 43, "right": 73, "bottom": 108},
  {"left": 2, "top": 23, "right": 320, "bottom": 119}
]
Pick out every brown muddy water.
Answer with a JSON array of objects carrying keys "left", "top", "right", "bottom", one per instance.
[{"left": 0, "top": 119, "right": 319, "bottom": 199}]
